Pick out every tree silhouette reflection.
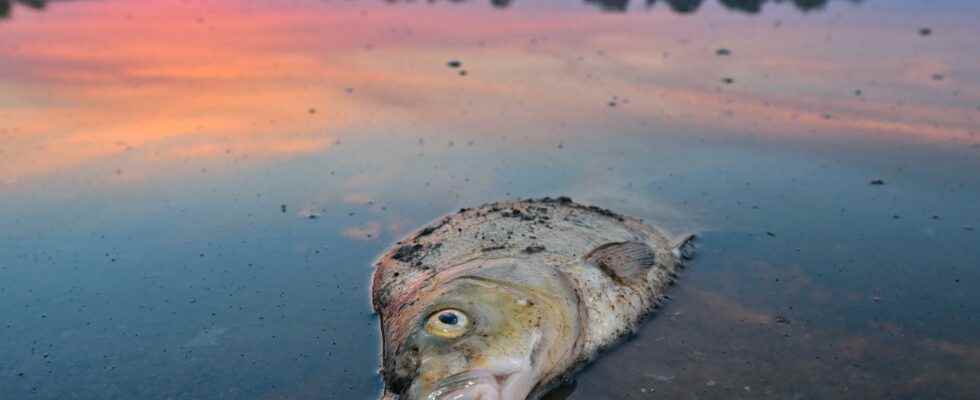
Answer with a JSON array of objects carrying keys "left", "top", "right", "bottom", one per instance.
[
  {"left": 1, "top": 0, "right": 46, "bottom": 19},
  {"left": 0, "top": 0, "right": 863, "bottom": 22}
]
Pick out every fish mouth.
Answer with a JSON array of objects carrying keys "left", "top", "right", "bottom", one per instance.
[{"left": 424, "top": 366, "right": 533, "bottom": 400}]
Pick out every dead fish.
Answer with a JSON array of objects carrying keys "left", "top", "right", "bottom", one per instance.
[{"left": 372, "top": 197, "right": 694, "bottom": 400}]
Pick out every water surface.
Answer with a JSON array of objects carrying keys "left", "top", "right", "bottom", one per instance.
[{"left": 1, "top": 0, "right": 979, "bottom": 399}]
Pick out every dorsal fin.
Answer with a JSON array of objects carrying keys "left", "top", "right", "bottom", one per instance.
[{"left": 584, "top": 241, "right": 657, "bottom": 284}]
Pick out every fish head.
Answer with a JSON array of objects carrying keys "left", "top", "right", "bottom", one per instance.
[{"left": 383, "top": 260, "right": 581, "bottom": 400}]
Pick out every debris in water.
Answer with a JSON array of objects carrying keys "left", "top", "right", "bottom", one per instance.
[
  {"left": 869, "top": 179, "right": 886, "bottom": 185},
  {"left": 298, "top": 208, "right": 323, "bottom": 220},
  {"left": 523, "top": 245, "right": 546, "bottom": 254}
]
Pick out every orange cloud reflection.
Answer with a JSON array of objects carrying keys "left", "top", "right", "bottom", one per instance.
[{"left": 1, "top": 1, "right": 977, "bottom": 185}]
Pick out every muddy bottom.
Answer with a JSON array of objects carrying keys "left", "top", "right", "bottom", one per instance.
[{"left": 553, "top": 233, "right": 980, "bottom": 399}]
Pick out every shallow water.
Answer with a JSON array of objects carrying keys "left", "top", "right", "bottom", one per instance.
[{"left": 1, "top": 0, "right": 979, "bottom": 399}]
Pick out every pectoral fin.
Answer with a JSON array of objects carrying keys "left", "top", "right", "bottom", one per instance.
[{"left": 584, "top": 241, "right": 657, "bottom": 284}]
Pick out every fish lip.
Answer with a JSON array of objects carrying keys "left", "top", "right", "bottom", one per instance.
[
  {"left": 426, "top": 368, "right": 523, "bottom": 400},
  {"left": 425, "top": 332, "right": 541, "bottom": 400},
  {"left": 426, "top": 369, "right": 510, "bottom": 400}
]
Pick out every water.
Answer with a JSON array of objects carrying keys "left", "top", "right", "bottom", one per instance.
[{"left": 1, "top": 0, "right": 978, "bottom": 399}]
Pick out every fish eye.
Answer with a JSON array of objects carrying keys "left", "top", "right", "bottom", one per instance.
[{"left": 425, "top": 308, "right": 470, "bottom": 339}]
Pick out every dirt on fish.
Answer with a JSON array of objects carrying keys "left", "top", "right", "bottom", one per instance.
[{"left": 372, "top": 197, "right": 694, "bottom": 400}]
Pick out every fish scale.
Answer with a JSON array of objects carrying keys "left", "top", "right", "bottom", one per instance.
[{"left": 373, "top": 197, "right": 694, "bottom": 400}]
